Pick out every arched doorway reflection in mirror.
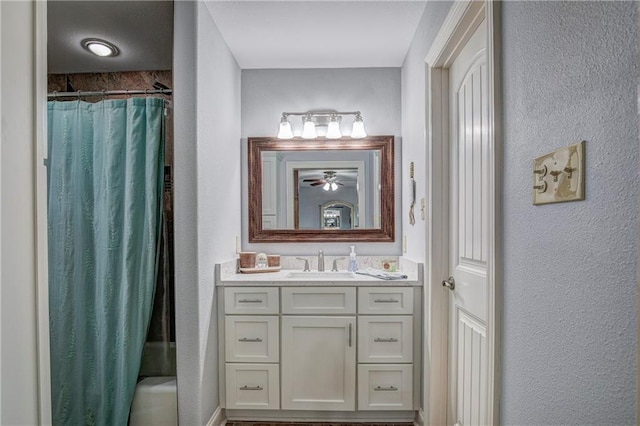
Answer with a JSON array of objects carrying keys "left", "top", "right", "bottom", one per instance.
[{"left": 321, "top": 201, "right": 355, "bottom": 230}]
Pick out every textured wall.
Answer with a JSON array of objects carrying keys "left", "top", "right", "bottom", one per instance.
[
  {"left": 501, "top": 1, "right": 637, "bottom": 423},
  {"left": 173, "top": 2, "right": 241, "bottom": 424},
  {"left": 401, "top": 1, "right": 453, "bottom": 262}
]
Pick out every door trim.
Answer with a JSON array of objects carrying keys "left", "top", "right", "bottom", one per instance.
[
  {"left": 35, "top": 1, "right": 53, "bottom": 423},
  {"left": 424, "top": 1, "right": 502, "bottom": 424}
]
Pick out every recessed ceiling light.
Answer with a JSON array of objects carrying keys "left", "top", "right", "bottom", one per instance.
[{"left": 81, "top": 38, "right": 119, "bottom": 57}]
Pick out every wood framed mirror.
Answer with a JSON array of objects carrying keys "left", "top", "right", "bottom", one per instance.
[{"left": 248, "top": 136, "right": 395, "bottom": 243}]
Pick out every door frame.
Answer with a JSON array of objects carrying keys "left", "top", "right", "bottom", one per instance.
[
  {"left": 424, "top": 1, "right": 502, "bottom": 424},
  {"left": 35, "top": 1, "right": 53, "bottom": 423}
]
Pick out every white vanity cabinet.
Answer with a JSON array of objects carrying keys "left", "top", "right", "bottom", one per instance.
[{"left": 220, "top": 283, "right": 420, "bottom": 421}]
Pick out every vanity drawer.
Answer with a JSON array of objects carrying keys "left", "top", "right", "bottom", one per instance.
[
  {"left": 357, "top": 364, "right": 413, "bottom": 411},
  {"left": 282, "top": 287, "right": 356, "bottom": 315},
  {"left": 225, "top": 287, "right": 279, "bottom": 314},
  {"left": 358, "top": 287, "right": 413, "bottom": 314},
  {"left": 358, "top": 316, "right": 413, "bottom": 363},
  {"left": 225, "top": 316, "right": 279, "bottom": 363},
  {"left": 226, "top": 363, "right": 280, "bottom": 410}
]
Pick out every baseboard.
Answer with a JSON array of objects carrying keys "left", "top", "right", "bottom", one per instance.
[
  {"left": 225, "top": 409, "right": 415, "bottom": 422},
  {"left": 206, "top": 406, "right": 225, "bottom": 426},
  {"left": 414, "top": 408, "right": 425, "bottom": 426}
]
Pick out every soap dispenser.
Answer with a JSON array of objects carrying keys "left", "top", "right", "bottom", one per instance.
[{"left": 348, "top": 245, "right": 358, "bottom": 272}]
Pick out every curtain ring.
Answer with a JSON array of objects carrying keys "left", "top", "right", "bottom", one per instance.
[
  {"left": 53, "top": 90, "right": 58, "bottom": 101},
  {"left": 101, "top": 89, "right": 106, "bottom": 100},
  {"left": 77, "top": 90, "right": 82, "bottom": 100}
]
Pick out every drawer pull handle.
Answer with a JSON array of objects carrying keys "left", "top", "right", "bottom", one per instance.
[
  {"left": 374, "top": 385, "right": 398, "bottom": 391},
  {"left": 348, "top": 323, "right": 352, "bottom": 347},
  {"left": 238, "top": 337, "right": 263, "bottom": 342},
  {"left": 239, "top": 385, "right": 263, "bottom": 391},
  {"left": 374, "top": 337, "right": 398, "bottom": 343},
  {"left": 374, "top": 298, "right": 399, "bottom": 303},
  {"left": 238, "top": 299, "right": 263, "bottom": 303}
]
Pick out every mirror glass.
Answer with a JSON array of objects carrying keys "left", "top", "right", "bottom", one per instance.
[{"left": 248, "top": 136, "right": 394, "bottom": 243}]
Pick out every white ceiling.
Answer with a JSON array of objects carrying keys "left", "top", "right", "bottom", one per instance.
[
  {"left": 47, "top": 0, "right": 427, "bottom": 74},
  {"left": 205, "top": 1, "right": 428, "bottom": 69}
]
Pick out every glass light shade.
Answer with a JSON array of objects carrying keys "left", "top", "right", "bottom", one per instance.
[
  {"left": 277, "top": 117, "right": 293, "bottom": 139},
  {"left": 301, "top": 118, "right": 317, "bottom": 139},
  {"left": 330, "top": 182, "right": 338, "bottom": 191},
  {"left": 82, "top": 38, "right": 119, "bottom": 57},
  {"left": 351, "top": 116, "right": 367, "bottom": 138},
  {"left": 326, "top": 117, "right": 342, "bottom": 139},
  {"left": 323, "top": 182, "right": 331, "bottom": 191}
]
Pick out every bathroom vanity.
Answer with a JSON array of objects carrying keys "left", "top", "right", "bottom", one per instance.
[{"left": 215, "top": 259, "right": 423, "bottom": 423}]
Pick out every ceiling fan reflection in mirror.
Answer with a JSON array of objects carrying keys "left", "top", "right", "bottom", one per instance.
[{"left": 303, "top": 170, "right": 344, "bottom": 191}]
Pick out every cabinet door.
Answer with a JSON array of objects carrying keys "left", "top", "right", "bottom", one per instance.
[{"left": 281, "top": 316, "right": 356, "bottom": 411}]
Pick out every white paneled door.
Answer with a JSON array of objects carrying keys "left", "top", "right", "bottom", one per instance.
[{"left": 447, "top": 18, "right": 489, "bottom": 426}]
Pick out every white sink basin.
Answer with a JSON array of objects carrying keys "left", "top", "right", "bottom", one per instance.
[{"left": 285, "top": 271, "right": 356, "bottom": 280}]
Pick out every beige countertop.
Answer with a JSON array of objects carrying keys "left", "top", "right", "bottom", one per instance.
[{"left": 215, "top": 257, "right": 423, "bottom": 286}]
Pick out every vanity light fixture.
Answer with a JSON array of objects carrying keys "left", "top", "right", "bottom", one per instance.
[
  {"left": 81, "top": 38, "right": 119, "bottom": 57},
  {"left": 277, "top": 111, "right": 367, "bottom": 139}
]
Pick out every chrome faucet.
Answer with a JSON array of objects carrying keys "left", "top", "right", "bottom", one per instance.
[
  {"left": 331, "top": 257, "right": 345, "bottom": 272},
  {"left": 318, "top": 250, "right": 324, "bottom": 272},
  {"left": 296, "top": 257, "right": 310, "bottom": 272}
]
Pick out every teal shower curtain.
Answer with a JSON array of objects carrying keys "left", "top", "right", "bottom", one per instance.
[{"left": 47, "top": 98, "right": 165, "bottom": 426}]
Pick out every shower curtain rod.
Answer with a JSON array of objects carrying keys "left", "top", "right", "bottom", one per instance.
[{"left": 47, "top": 89, "right": 173, "bottom": 99}]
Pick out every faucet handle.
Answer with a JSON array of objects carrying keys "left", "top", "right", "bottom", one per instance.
[
  {"left": 296, "top": 257, "right": 310, "bottom": 272},
  {"left": 331, "top": 257, "right": 346, "bottom": 272}
]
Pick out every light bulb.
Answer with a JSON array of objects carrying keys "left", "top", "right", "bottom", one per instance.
[
  {"left": 331, "top": 182, "right": 338, "bottom": 191},
  {"left": 277, "top": 116, "right": 293, "bottom": 139},
  {"left": 326, "top": 115, "right": 342, "bottom": 139},
  {"left": 351, "top": 114, "right": 367, "bottom": 138},
  {"left": 323, "top": 182, "right": 330, "bottom": 191},
  {"left": 301, "top": 116, "right": 317, "bottom": 139}
]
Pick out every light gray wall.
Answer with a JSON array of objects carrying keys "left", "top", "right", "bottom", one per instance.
[
  {"left": 0, "top": 2, "right": 41, "bottom": 424},
  {"left": 400, "top": 0, "right": 453, "bottom": 263},
  {"left": 400, "top": 0, "right": 453, "bottom": 414},
  {"left": 174, "top": 2, "right": 241, "bottom": 424},
  {"left": 501, "top": 1, "right": 637, "bottom": 423},
  {"left": 241, "top": 68, "right": 402, "bottom": 255}
]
